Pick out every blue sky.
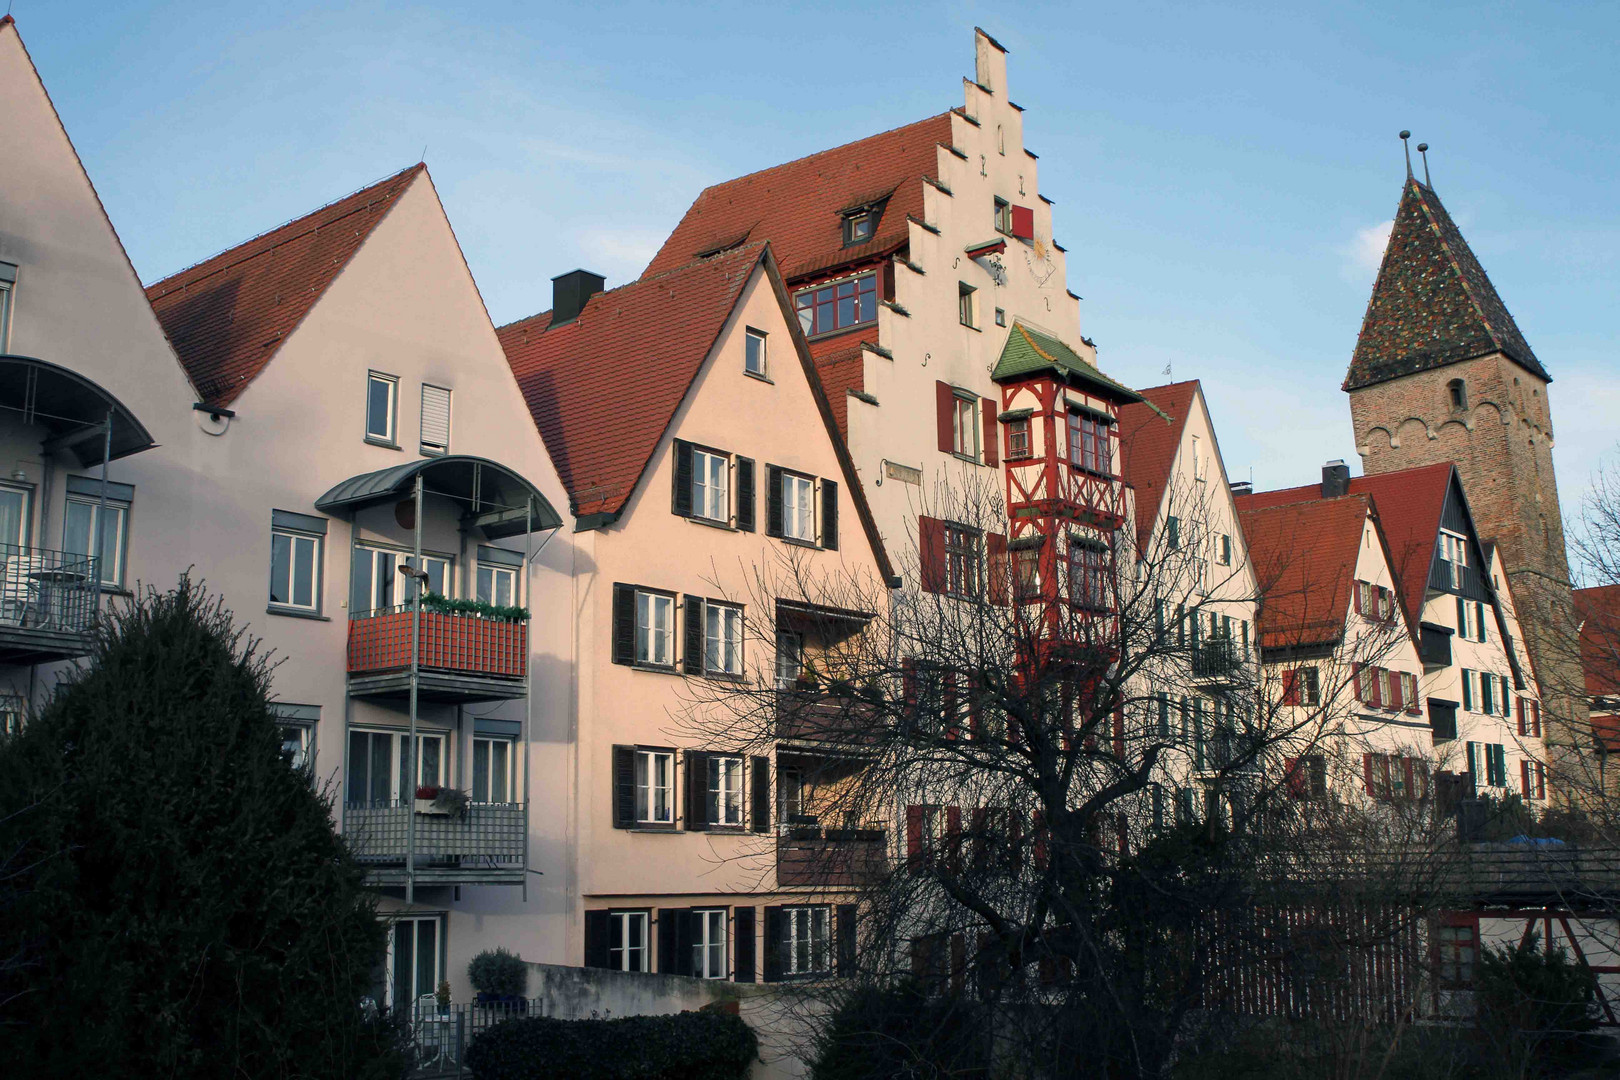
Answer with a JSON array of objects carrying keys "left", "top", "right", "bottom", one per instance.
[{"left": 13, "top": 0, "right": 1617, "bottom": 508}]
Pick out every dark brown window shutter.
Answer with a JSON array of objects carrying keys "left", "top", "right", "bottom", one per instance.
[
  {"left": 657, "top": 908, "right": 684, "bottom": 974},
  {"left": 935, "top": 381, "right": 954, "bottom": 453},
  {"left": 683, "top": 595, "right": 705, "bottom": 675},
  {"left": 820, "top": 479, "right": 838, "bottom": 550},
  {"left": 986, "top": 532, "right": 1008, "bottom": 605},
  {"left": 611, "top": 584, "right": 635, "bottom": 665},
  {"left": 584, "top": 910, "right": 611, "bottom": 968},
  {"left": 684, "top": 750, "right": 709, "bottom": 831},
  {"left": 750, "top": 756, "right": 771, "bottom": 833},
  {"left": 982, "top": 398, "right": 999, "bottom": 466},
  {"left": 762, "top": 906, "right": 784, "bottom": 982},
  {"left": 612, "top": 745, "right": 635, "bottom": 828},
  {"left": 918, "top": 516, "right": 947, "bottom": 593},
  {"left": 766, "top": 465, "right": 784, "bottom": 537},
  {"left": 906, "top": 804, "right": 924, "bottom": 867},
  {"left": 734, "top": 906, "right": 757, "bottom": 983},
  {"left": 736, "top": 457, "right": 755, "bottom": 531},
  {"left": 837, "top": 905, "right": 857, "bottom": 975},
  {"left": 672, "top": 440, "right": 694, "bottom": 517}
]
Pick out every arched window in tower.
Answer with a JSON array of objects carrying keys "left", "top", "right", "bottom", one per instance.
[{"left": 1447, "top": 379, "right": 1468, "bottom": 411}]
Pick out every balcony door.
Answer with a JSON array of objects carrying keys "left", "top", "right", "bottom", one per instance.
[
  {"left": 0, "top": 484, "right": 29, "bottom": 551},
  {"left": 351, "top": 545, "right": 453, "bottom": 613},
  {"left": 346, "top": 729, "right": 447, "bottom": 805},
  {"left": 389, "top": 916, "right": 442, "bottom": 1010}
]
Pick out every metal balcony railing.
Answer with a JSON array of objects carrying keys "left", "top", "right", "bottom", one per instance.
[
  {"left": 0, "top": 544, "right": 99, "bottom": 635},
  {"left": 1192, "top": 638, "right": 1248, "bottom": 680},
  {"left": 345, "top": 800, "right": 526, "bottom": 869},
  {"left": 347, "top": 606, "right": 528, "bottom": 680}
]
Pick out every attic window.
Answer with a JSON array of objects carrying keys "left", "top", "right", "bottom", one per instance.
[
  {"left": 1447, "top": 378, "right": 1468, "bottom": 411},
  {"left": 842, "top": 206, "right": 881, "bottom": 247}
]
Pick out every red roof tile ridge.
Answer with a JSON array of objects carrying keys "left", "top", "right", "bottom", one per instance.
[
  {"left": 145, "top": 163, "right": 424, "bottom": 294},
  {"left": 690, "top": 113, "right": 952, "bottom": 197}
]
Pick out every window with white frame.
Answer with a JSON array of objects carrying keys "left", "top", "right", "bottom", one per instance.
[
  {"left": 64, "top": 496, "right": 128, "bottom": 587},
  {"left": 366, "top": 372, "right": 398, "bottom": 444},
  {"left": 745, "top": 328, "right": 768, "bottom": 378},
  {"left": 692, "top": 448, "right": 730, "bottom": 523},
  {"left": 781, "top": 472, "right": 815, "bottom": 542},
  {"left": 708, "top": 755, "right": 744, "bottom": 827},
  {"left": 390, "top": 915, "right": 441, "bottom": 1009},
  {"left": 0, "top": 694, "right": 25, "bottom": 737},
  {"left": 694, "top": 909, "right": 728, "bottom": 979},
  {"left": 635, "top": 590, "right": 676, "bottom": 666},
  {"left": 608, "top": 911, "right": 650, "bottom": 972},
  {"left": 420, "top": 384, "right": 451, "bottom": 455},
  {"left": 278, "top": 722, "right": 312, "bottom": 769},
  {"left": 785, "top": 905, "right": 832, "bottom": 975},
  {"left": 270, "top": 527, "right": 321, "bottom": 611},
  {"left": 775, "top": 630, "right": 803, "bottom": 689},
  {"left": 705, "top": 602, "right": 743, "bottom": 676},
  {"left": 477, "top": 562, "right": 518, "bottom": 607},
  {"left": 952, "top": 394, "right": 978, "bottom": 459},
  {"left": 0, "top": 483, "right": 29, "bottom": 549},
  {"left": 635, "top": 748, "right": 675, "bottom": 824},
  {"left": 1440, "top": 530, "right": 1468, "bottom": 588},
  {"left": 472, "top": 736, "right": 514, "bottom": 803},
  {"left": 778, "top": 767, "right": 806, "bottom": 828},
  {"left": 0, "top": 262, "right": 15, "bottom": 353},
  {"left": 351, "top": 546, "right": 450, "bottom": 611},
  {"left": 346, "top": 729, "right": 445, "bottom": 805}
]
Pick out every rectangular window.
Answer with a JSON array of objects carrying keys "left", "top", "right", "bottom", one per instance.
[
  {"left": 634, "top": 749, "right": 675, "bottom": 824},
  {"left": 420, "top": 384, "right": 451, "bottom": 455},
  {"left": 391, "top": 916, "right": 441, "bottom": 1009},
  {"left": 785, "top": 905, "right": 832, "bottom": 975},
  {"left": 1166, "top": 516, "right": 1180, "bottom": 550},
  {"left": 952, "top": 394, "right": 978, "bottom": 458},
  {"left": 694, "top": 909, "right": 728, "bottom": 979},
  {"left": 843, "top": 207, "right": 878, "bottom": 246},
  {"left": 705, "top": 602, "right": 743, "bottom": 676},
  {"left": 958, "top": 282, "right": 976, "bottom": 328},
  {"left": 366, "top": 372, "right": 398, "bottom": 444},
  {"left": 781, "top": 473, "right": 816, "bottom": 542},
  {"left": 609, "top": 911, "right": 650, "bottom": 972},
  {"left": 1069, "top": 540, "right": 1109, "bottom": 610},
  {"left": 1067, "top": 411, "right": 1111, "bottom": 474},
  {"left": 269, "top": 528, "right": 320, "bottom": 611},
  {"left": 1014, "top": 544, "right": 1041, "bottom": 601},
  {"left": 794, "top": 273, "right": 877, "bottom": 336},
  {"left": 1006, "top": 417, "right": 1030, "bottom": 459},
  {"left": 778, "top": 766, "right": 805, "bottom": 826},
  {"left": 775, "top": 630, "right": 803, "bottom": 690},
  {"left": 1480, "top": 673, "right": 1495, "bottom": 716},
  {"left": 1440, "top": 530, "right": 1468, "bottom": 588},
  {"left": 0, "top": 262, "right": 14, "bottom": 353},
  {"left": 994, "top": 197, "right": 1013, "bottom": 235},
  {"left": 635, "top": 590, "right": 676, "bottom": 666},
  {"left": 745, "top": 328, "right": 768, "bottom": 377},
  {"left": 278, "top": 722, "right": 312, "bottom": 768},
  {"left": 1437, "top": 922, "right": 1477, "bottom": 986},
  {"left": 477, "top": 563, "right": 518, "bottom": 607},
  {"left": 346, "top": 729, "right": 445, "bottom": 804},
  {"left": 708, "top": 755, "right": 744, "bottom": 827},
  {"left": 692, "top": 448, "right": 730, "bottom": 523},
  {"left": 994, "top": 307, "right": 1006, "bottom": 327},
  {"left": 351, "top": 545, "right": 396, "bottom": 612},
  {"left": 64, "top": 496, "right": 128, "bottom": 587},
  {"left": 472, "top": 736, "right": 513, "bottom": 803},
  {"left": 944, "top": 524, "right": 980, "bottom": 598},
  {"left": 1218, "top": 534, "right": 1231, "bottom": 566}
]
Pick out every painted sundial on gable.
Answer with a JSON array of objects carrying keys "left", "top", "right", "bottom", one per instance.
[{"left": 1025, "top": 236, "right": 1057, "bottom": 288}]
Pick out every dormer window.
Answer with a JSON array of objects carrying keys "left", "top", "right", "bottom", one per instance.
[
  {"left": 842, "top": 205, "right": 881, "bottom": 247},
  {"left": 794, "top": 273, "right": 877, "bottom": 337}
]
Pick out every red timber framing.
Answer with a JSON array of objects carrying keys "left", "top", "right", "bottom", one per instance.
[
  {"left": 997, "top": 372, "right": 1129, "bottom": 653},
  {"left": 1437, "top": 909, "right": 1620, "bottom": 1026}
]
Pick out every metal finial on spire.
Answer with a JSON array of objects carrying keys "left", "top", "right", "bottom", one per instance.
[
  {"left": 1417, "top": 142, "right": 1431, "bottom": 187},
  {"left": 1399, "top": 130, "right": 1413, "bottom": 179}
]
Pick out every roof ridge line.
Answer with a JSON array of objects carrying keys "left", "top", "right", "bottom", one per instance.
[
  {"left": 687, "top": 112, "right": 953, "bottom": 196},
  {"left": 1413, "top": 183, "right": 1507, "bottom": 355},
  {"left": 145, "top": 163, "right": 422, "bottom": 292}
]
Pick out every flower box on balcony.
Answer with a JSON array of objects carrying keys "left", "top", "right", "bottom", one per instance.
[
  {"left": 414, "top": 798, "right": 448, "bottom": 815},
  {"left": 348, "top": 609, "right": 528, "bottom": 679}
]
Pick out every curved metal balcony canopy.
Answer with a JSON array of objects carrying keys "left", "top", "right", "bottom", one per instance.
[
  {"left": 0, "top": 354, "right": 157, "bottom": 466},
  {"left": 315, "top": 455, "right": 563, "bottom": 538}
]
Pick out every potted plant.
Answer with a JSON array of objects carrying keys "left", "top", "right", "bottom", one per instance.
[
  {"left": 414, "top": 785, "right": 470, "bottom": 819},
  {"left": 435, "top": 980, "right": 452, "bottom": 1015},
  {"left": 468, "top": 947, "right": 528, "bottom": 1010}
]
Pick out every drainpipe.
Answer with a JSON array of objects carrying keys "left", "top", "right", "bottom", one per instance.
[
  {"left": 94, "top": 409, "right": 111, "bottom": 612},
  {"left": 406, "top": 473, "right": 424, "bottom": 905}
]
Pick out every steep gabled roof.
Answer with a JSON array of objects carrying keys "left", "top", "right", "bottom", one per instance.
[
  {"left": 990, "top": 322, "right": 1141, "bottom": 403},
  {"left": 145, "top": 164, "right": 424, "bottom": 407},
  {"left": 1236, "top": 462, "right": 1457, "bottom": 633},
  {"left": 643, "top": 114, "right": 954, "bottom": 281},
  {"left": 1117, "top": 380, "right": 1199, "bottom": 549},
  {"left": 1345, "top": 178, "right": 1546, "bottom": 391},
  {"left": 1237, "top": 494, "right": 1372, "bottom": 650},
  {"left": 497, "top": 244, "right": 896, "bottom": 581}
]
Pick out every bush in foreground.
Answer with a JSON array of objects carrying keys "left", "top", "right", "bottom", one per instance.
[{"left": 466, "top": 1009, "right": 757, "bottom": 1080}]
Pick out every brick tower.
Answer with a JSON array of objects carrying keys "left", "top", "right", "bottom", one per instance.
[{"left": 1345, "top": 169, "right": 1588, "bottom": 777}]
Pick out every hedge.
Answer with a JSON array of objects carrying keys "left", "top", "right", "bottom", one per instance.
[{"left": 465, "top": 1009, "right": 758, "bottom": 1080}]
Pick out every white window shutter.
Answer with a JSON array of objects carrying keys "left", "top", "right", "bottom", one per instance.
[{"left": 421, "top": 385, "right": 451, "bottom": 453}]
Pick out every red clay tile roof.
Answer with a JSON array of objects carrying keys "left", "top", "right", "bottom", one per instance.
[
  {"left": 1575, "top": 585, "right": 1620, "bottom": 700},
  {"left": 1236, "top": 462, "right": 1456, "bottom": 633},
  {"left": 1237, "top": 494, "right": 1371, "bottom": 650},
  {"left": 145, "top": 164, "right": 424, "bottom": 407},
  {"left": 809, "top": 340, "right": 866, "bottom": 441},
  {"left": 1117, "top": 380, "right": 1199, "bottom": 549},
  {"left": 643, "top": 113, "right": 954, "bottom": 282},
  {"left": 1345, "top": 179, "right": 1545, "bottom": 392}
]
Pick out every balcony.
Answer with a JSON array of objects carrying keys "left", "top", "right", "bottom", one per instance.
[
  {"left": 775, "top": 689, "right": 880, "bottom": 748},
  {"left": 776, "top": 825, "right": 888, "bottom": 888},
  {"left": 1191, "top": 639, "right": 1248, "bottom": 684},
  {"left": 1202, "top": 730, "right": 1264, "bottom": 774},
  {"left": 1419, "top": 623, "right": 1454, "bottom": 668},
  {"left": 347, "top": 606, "right": 528, "bottom": 703},
  {"left": 345, "top": 800, "right": 526, "bottom": 886},
  {"left": 0, "top": 545, "right": 100, "bottom": 664}
]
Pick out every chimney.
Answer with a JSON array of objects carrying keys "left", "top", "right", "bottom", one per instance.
[
  {"left": 1322, "top": 460, "right": 1350, "bottom": 498},
  {"left": 1230, "top": 480, "right": 1252, "bottom": 497},
  {"left": 551, "top": 269, "right": 605, "bottom": 326}
]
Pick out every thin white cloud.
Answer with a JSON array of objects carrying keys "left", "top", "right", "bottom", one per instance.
[
  {"left": 1342, "top": 219, "right": 1393, "bottom": 282},
  {"left": 575, "top": 226, "right": 668, "bottom": 284}
]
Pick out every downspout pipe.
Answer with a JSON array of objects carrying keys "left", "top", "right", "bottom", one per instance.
[
  {"left": 95, "top": 409, "right": 112, "bottom": 608},
  {"left": 522, "top": 508, "right": 560, "bottom": 904}
]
